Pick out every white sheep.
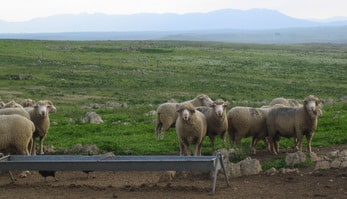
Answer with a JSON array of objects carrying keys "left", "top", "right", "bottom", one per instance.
[
  {"left": 26, "top": 100, "right": 52, "bottom": 155},
  {"left": 196, "top": 99, "right": 228, "bottom": 152},
  {"left": 23, "top": 99, "right": 57, "bottom": 113},
  {"left": 227, "top": 106, "right": 271, "bottom": 154},
  {"left": 0, "top": 107, "right": 31, "bottom": 119},
  {"left": 156, "top": 94, "right": 213, "bottom": 140},
  {"left": 269, "top": 97, "right": 301, "bottom": 107},
  {"left": 175, "top": 102, "right": 207, "bottom": 156},
  {"left": 0, "top": 114, "right": 35, "bottom": 156},
  {"left": 20, "top": 98, "right": 36, "bottom": 108},
  {"left": 0, "top": 100, "right": 5, "bottom": 108},
  {"left": 3, "top": 100, "right": 23, "bottom": 109},
  {"left": 266, "top": 95, "right": 322, "bottom": 155}
]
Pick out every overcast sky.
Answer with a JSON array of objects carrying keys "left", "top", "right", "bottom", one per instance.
[{"left": 1, "top": 0, "right": 346, "bottom": 22}]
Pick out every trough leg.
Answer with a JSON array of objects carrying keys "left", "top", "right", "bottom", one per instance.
[{"left": 8, "top": 171, "right": 15, "bottom": 183}]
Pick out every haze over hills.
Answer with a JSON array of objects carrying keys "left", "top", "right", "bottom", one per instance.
[{"left": 0, "top": 9, "right": 346, "bottom": 43}]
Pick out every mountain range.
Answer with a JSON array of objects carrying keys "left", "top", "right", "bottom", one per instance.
[{"left": 1, "top": 9, "right": 347, "bottom": 43}]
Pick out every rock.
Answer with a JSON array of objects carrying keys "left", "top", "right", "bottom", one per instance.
[
  {"left": 285, "top": 151, "right": 306, "bottom": 167},
  {"left": 309, "top": 152, "right": 321, "bottom": 162},
  {"left": 240, "top": 158, "right": 262, "bottom": 176},
  {"left": 315, "top": 160, "right": 331, "bottom": 170},
  {"left": 264, "top": 167, "right": 277, "bottom": 176},
  {"left": 229, "top": 162, "right": 242, "bottom": 178},
  {"left": 82, "top": 112, "right": 103, "bottom": 124},
  {"left": 330, "top": 159, "right": 342, "bottom": 168}
]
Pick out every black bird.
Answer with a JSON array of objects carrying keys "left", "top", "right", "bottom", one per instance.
[{"left": 38, "top": 170, "right": 57, "bottom": 181}]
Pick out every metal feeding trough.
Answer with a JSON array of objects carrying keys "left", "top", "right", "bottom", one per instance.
[{"left": 0, "top": 152, "right": 230, "bottom": 195}]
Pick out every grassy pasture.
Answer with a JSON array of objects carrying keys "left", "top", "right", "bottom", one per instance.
[{"left": 0, "top": 40, "right": 346, "bottom": 155}]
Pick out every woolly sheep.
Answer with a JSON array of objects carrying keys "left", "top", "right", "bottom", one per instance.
[
  {"left": 175, "top": 102, "right": 207, "bottom": 156},
  {"left": 227, "top": 106, "right": 272, "bottom": 154},
  {"left": 0, "top": 101, "right": 5, "bottom": 108},
  {"left": 266, "top": 95, "right": 322, "bottom": 155},
  {"left": 26, "top": 100, "right": 53, "bottom": 155},
  {"left": 0, "top": 114, "right": 35, "bottom": 156},
  {"left": 269, "top": 97, "right": 301, "bottom": 107},
  {"left": 0, "top": 107, "right": 31, "bottom": 119},
  {"left": 156, "top": 94, "right": 213, "bottom": 140},
  {"left": 3, "top": 100, "right": 23, "bottom": 109},
  {"left": 21, "top": 99, "right": 36, "bottom": 108},
  {"left": 196, "top": 99, "right": 228, "bottom": 152},
  {"left": 23, "top": 99, "right": 57, "bottom": 113}
]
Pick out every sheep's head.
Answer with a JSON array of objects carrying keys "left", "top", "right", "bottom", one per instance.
[
  {"left": 304, "top": 95, "right": 321, "bottom": 116},
  {"left": 197, "top": 94, "right": 214, "bottom": 106},
  {"left": 21, "top": 99, "right": 36, "bottom": 108},
  {"left": 211, "top": 99, "right": 228, "bottom": 117},
  {"left": 177, "top": 103, "right": 195, "bottom": 121},
  {"left": 4, "top": 100, "right": 23, "bottom": 109},
  {"left": 34, "top": 101, "right": 52, "bottom": 117}
]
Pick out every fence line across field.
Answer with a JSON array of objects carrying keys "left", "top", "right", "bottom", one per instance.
[{"left": 0, "top": 152, "right": 230, "bottom": 195}]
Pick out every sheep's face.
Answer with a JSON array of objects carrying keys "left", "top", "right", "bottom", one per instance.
[
  {"left": 181, "top": 109, "right": 192, "bottom": 121},
  {"left": 212, "top": 103, "right": 227, "bottom": 117},
  {"left": 304, "top": 96, "right": 321, "bottom": 116},
  {"left": 35, "top": 104, "right": 49, "bottom": 117}
]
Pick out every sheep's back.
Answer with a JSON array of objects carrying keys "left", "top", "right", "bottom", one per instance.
[{"left": 0, "top": 115, "right": 34, "bottom": 149}]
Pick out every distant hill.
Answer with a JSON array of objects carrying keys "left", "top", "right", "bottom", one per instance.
[{"left": 0, "top": 8, "right": 347, "bottom": 44}]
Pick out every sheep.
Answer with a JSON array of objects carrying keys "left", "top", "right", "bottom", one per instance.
[
  {"left": 3, "top": 100, "right": 23, "bottom": 109},
  {"left": 175, "top": 102, "right": 207, "bottom": 156},
  {"left": 155, "top": 94, "right": 213, "bottom": 140},
  {"left": 269, "top": 97, "right": 301, "bottom": 107},
  {"left": 0, "top": 114, "right": 35, "bottom": 156},
  {"left": 20, "top": 98, "right": 36, "bottom": 108},
  {"left": 196, "top": 99, "right": 228, "bottom": 152},
  {"left": 26, "top": 100, "right": 52, "bottom": 155},
  {"left": 227, "top": 106, "right": 272, "bottom": 154},
  {"left": 0, "top": 107, "right": 31, "bottom": 119},
  {"left": 0, "top": 101, "right": 5, "bottom": 108},
  {"left": 23, "top": 99, "right": 57, "bottom": 113},
  {"left": 266, "top": 95, "right": 322, "bottom": 155}
]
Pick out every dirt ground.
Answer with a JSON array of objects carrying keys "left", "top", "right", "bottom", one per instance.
[{"left": 1, "top": 145, "right": 347, "bottom": 199}]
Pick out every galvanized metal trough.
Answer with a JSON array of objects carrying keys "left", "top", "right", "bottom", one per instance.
[{"left": 0, "top": 153, "right": 230, "bottom": 195}]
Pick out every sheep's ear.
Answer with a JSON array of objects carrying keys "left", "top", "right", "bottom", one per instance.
[
  {"left": 176, "top": 104, "right": 180, "bottom": 112},
  {"left": 224, "top": 101, "right": 229, "bottom": 107},
  {"left": 210, "top": 102, "right": 215, "bottom": 107}
]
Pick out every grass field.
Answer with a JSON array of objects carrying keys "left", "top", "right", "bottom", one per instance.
[{"left": 0, "top": 40, "right": 346, "bottom": 155}]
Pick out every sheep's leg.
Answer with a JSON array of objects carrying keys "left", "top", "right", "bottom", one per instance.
[
  {"left": 306, "top": 132, "right": 314, "bottom": 153},
  {"left": 158, "top": 122, "right": 172, "bottom": 140},
  {"left": 195, "top": 141, "right": 203, "bottom": 156},
  {"left": 250, "top": 137, "right": 258, "bottom": 155},
  {"left": 39, "top": 136, "right": 45, "bottom": 155},
  {"left": 295, "top": 135, "right": 303, "bottom": 152},
  {"left": 209, "top": 136, "right": 216, "bottom": 152},
  {"left": 155, "top": 122, "right": 162, "bottom": 140},
  {"left": 221, "top": 132, "right": 227, "bottom": 148},
  {"left": 263, "top": 137, "right": 271, "bottom": 152},
  {"left": 268, "top": 137, "right": 278, "bottom": 155}
]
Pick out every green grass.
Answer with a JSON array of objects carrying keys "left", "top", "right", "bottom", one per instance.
[{"left": 0, "top": 40, "right": 346, "bottom": 157}]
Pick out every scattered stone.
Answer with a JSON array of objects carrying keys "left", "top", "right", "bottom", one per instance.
[
  {"left": 285, "top": 151, "right": 306, "bottom": 167},
  {"left": 315, "top": 160, "right": 331, "bottom": 170},
  {"left": 240, "top": 158, "right": 262, "bottom": 176},
  {"left": 264, "top": 167, "right": 277, "bottom": 176},
  {"left": 82, "top": 112, "right": 103, "bottom": 124}
]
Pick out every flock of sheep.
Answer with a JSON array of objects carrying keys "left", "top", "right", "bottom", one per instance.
[
  {"left": 155, "top": 94, "right": 323, "bottom": 156},
  {"left": 0, "top": 99, "right": 56, "bottom": 158}
]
